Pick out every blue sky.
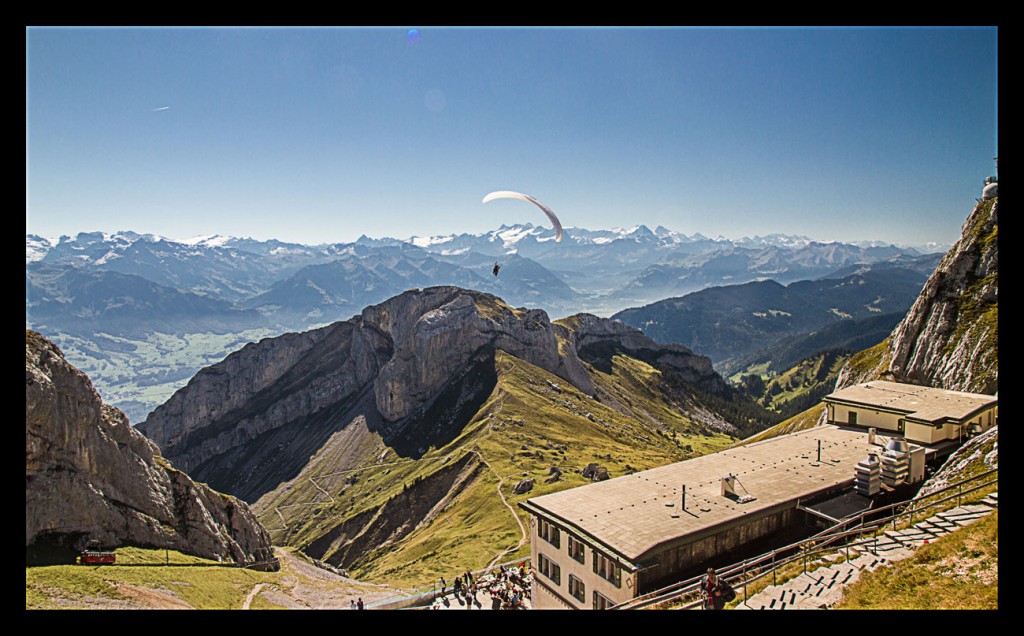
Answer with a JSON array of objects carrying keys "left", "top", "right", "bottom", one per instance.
[{"left": 26, "top": 26, "right": 997, "bottom": 247}]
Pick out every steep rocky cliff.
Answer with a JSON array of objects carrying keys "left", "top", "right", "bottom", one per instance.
[
  {"left": 835, "top": 197, "right": 997, "bottom": 394},
  {"left": 26, "top": 330, "right": 276, "bottom": 567},
  {"left": 138, "top": 286, "right": 727, "bottom": 504}
]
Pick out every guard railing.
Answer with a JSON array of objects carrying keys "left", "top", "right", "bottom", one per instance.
[{"left": 612, "top": 468, "right": 996, "bottom": 610}]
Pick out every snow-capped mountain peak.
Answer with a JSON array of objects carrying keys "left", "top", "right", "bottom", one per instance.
[
  {"left": 25, "top": 235, "right": 54, "bottom": 263},
  {"left": 182, "top": 234, "right": 235, "bottom": 247}
]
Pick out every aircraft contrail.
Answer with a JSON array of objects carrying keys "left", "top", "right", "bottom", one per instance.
[{"left": 152, "top": 106, "right": 171, "bottom": 112}]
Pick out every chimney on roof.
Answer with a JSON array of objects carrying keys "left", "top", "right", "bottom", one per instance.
[{"left": 722, "top": 474, "right": 737, "bottom": 498}]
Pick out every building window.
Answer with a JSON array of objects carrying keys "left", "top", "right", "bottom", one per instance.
[
  {"left": 569, "top": 575, "right": 585, "bottom": 602},
  {"left": 537, "top": 553, "right": 561, "bottom": 586},
  {"left": 538, "top": 518, "right": 560, "bottom": 549},
  {"left": 592, "top": 549, "right": 622, "bottom": 587},
  {"left": 568, "top": 534, "right": 586, "bottom": 564},
  {"left": 848, "top": 411, "right": 858, "bottom": 426},
  {"left": 593, "top": 591, "right": 613, "bottom": 610}
]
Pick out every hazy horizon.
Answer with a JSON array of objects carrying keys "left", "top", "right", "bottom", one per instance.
[
  {"left": 24, "top": 221, "right": 955, "bottom": 252},
  {"left": 27, "top": 26, "right": 997, "bottom": 248}
]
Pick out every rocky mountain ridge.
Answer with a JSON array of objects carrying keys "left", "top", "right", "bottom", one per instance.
[
  {"left": 138, "top": 286, "right": 730, "bottom": 503},
  {"left": 26, "top": 330, "right": 276, "bottom": 567}
]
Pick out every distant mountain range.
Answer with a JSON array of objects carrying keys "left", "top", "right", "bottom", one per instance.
[
  {"left": 25, "top": 225, "right": 944, "bottom": 423},
  {"left": 612, "top": 267, "right": 932, "bottom": 365},
  {"left": 740, "top": 196, "right": 997, "bottom": 447},
  {"left": 27, "top": 225, "right": 945, "bottom": 324},
  {"left": 717, "top": 311, "right": 907, "bottom": 380}
]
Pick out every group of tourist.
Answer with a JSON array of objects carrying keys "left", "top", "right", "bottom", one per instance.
[{"left": 430, "top": 563, "right": 532, "bottom": 610}]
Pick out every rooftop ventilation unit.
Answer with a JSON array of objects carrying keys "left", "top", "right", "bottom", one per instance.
[
  {"left": 885, "top": 437, "right": 909, "bottom": 454},
  {"left": 854, "top": 453, "right": 881, "bottom": 496},
  {"left": 880, "top": 437, "right": 910, "bottom": 487}
]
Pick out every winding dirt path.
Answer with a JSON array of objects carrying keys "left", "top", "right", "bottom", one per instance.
[
  {"left": 308, "top": 477, "right": 334, "bottom": 502},
  {"left": 470, "top": 394, "right": 530, "bottom": 569},
  {"left": 478, "top": 449, "right": 529, "bottom": 569},
  {"left": 242, "top": 583, "right": 268, "bottom": 609}
]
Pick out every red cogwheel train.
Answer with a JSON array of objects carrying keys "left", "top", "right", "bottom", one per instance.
[{"left": 77, "top": 541, "right": 116, "bottom": 565}]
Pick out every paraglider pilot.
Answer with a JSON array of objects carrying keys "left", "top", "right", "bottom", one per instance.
[{"left": 492, "top": 262, "right": 501, "bottom": 276}]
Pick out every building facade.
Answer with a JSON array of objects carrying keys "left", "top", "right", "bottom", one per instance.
[{"left": 527, "top": 515, "right": 634, "bottom": 609}]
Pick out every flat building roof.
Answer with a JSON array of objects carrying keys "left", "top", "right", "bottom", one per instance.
[
  {"left": 523, "top": 425, "right": 899, "bottom": 564},
  {"left": 823, "top": 381, "right": 996, "bottom": 423}
]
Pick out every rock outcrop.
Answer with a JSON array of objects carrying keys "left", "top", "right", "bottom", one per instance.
[
  {"left": 834, "top": 198, "right": 997, "bottom": 394},
  {"left": 365, "top": 288, "right": 567, "bottom": 421},
  {"left": 137, "top": 319, "right": 390, "bottom": 477},
  {"left": 26, "top": 330, "right": 276, "bottom": 567},
  {"left": 560, "top": 313, "right": 726, "bottom": 394},
  {"left": 138, "top": 286, "right": 725, "bottom": 502},
  {"left": 581, "top": 463, "right": 611, "bottom": 482},
  {"left": 513, "top": 479, "right": 535, "bottom": 494},
  {"left": 886, "top": 198, "right": 997, "bottom": 394}
]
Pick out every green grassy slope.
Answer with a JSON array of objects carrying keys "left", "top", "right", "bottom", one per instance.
[
  {"left": 26, "top": 547, "right": 388, "bottom": 610},
  {"left": 254, "top": 349, "right": 738, "bottom": 588},
  {"left": 735, "top": 349, "right": 852, "bottom": 419}
]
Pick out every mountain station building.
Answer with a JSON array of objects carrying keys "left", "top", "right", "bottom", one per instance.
[
  {"left": 822, "top": 381, "right": 997, "bottom": 446},
  {"left": 520, "top": 424, "right": 916, "bottom": 609},
  {"left": 519, "top": 381, "right": 996, "bottom": 610}
]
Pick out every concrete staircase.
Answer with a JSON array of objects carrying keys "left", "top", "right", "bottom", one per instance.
[{"left": 734, "top": 493, "right": 997, "bottom": 610}]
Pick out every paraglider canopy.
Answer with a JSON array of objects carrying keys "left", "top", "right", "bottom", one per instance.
[{"left": 481, "top": 191, "right": 563, "bottom": 242}]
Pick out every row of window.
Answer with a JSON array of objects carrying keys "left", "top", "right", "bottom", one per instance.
[
  {"left": 539, "top": 557, "right": 613, "bottom": 609},
  {"left": 535, "top": 519, "right": 625, "bottom": 608},
  {"left": 565, "top": 530, "right": 621, "bottom": 586},
  {"left": 537, "top": 520, "right": 623, "bottom": 593}
]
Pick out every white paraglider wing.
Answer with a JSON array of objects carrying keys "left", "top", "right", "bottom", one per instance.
[{"left": 481, "top": 190, "right": 563, "bottom": 242}]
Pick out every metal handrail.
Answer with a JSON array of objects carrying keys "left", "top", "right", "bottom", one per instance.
[{"left": 612, "top": 468, "right": 997, "bottom": 610}]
